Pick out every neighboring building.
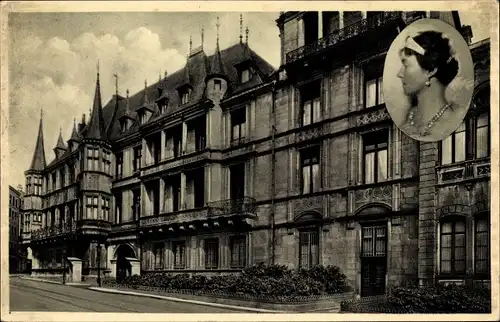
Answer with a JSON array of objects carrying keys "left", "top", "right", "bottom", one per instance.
[
  {"left": 21, "top": 11, "right": 490, "bottom": 296},
  {"left": 9, "top": 185, "right": 24, "bottom": 273}
]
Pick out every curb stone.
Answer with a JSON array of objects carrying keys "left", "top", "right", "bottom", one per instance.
[
  {"left": 89, "top": 287, "right": 288, "bottom": 313},
  {"left": 19, "top": 276, "right": 91, "bottom": 287}
]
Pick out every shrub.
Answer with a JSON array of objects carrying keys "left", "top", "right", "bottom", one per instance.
[
  {"left": 387, "top": 284, "right": 491, "bottom": 313},
  {"left": 102, "top": 277, "right": 117, "bottom": 287},
  {"left": 242, "top": 263, "right": 292, "bottom": 279},
  {"left": 299, "top": 265, "right": 347, "bottom": 294}
]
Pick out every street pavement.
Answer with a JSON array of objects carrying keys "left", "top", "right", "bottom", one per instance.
[{"left": 9, "top": 276, "right": 243, "bottom": 313}]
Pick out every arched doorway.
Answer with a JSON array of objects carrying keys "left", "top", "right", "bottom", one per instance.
[{"left": 115, "top": 244, "right": 135, "bottom": 282}]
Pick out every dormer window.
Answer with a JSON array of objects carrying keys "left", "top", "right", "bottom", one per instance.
[
  {"left": 181, "top": 89, "right": 190, "bottom": 105},
  {"left": 159, "top": 102, "right": 168, "bottom": 114},
  {"left": 241, "top": 69, "right": 250, "bottom": 83},
  {"left": 120, "top": 120, "right": 128, "bottom": 133},
  {"left": 139, "top": 111, "right": 148, "bottom": 124},
  {"left": 214, "top": 79, "right": 222, "bottom": 91}
]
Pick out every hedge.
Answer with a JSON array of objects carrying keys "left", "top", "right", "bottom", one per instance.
[
  {"left": 102, "top": 263, "right": 350, "bottom": 298},
  {"left": 340, "top": 284, "right": 491, "bottom": 313}
]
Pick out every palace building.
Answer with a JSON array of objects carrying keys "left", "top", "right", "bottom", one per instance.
[{"left": 21, "top": 11, "right": 490, "bottom": 296}]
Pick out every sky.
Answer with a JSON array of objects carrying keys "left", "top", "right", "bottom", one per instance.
[{"left": 7, "top": 11, "right": 491, "bottom": 188}]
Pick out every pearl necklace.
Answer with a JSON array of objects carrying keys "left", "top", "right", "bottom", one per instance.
[{"left": 408, "top": 103, "right": 451, "bottom": 136}]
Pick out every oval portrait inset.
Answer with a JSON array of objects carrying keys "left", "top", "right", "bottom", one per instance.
[{"left": 383, "top": 18, "right": 474, "bottom": 142}]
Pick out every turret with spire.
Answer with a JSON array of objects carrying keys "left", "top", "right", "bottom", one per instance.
[
  {"left": 206, "top": 16, "right": 228, "bottom": 101},
  {"left": 28, "top": 109, "right": 47, "bottom": 172},
  {"left": 83, "top": 61, "right": 108, "bottom": 142},
  {"left": 54, "top": 128, "right": 67, "bottom": 159}
]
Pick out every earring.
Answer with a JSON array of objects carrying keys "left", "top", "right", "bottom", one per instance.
[{"left": 425, "top": 80, "right": 431, "bottom": 87}]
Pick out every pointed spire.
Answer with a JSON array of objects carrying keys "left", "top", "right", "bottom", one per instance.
[
  {"left": 84, "top": 62, "right": 107, "bottom": 141},
  {"left": 189, "top": 35, "right": 193, "bottom": 56},
  {"left": 246, "top": 26, "right": 249, "bottom": 44},
  {"left": 239, "top": 14, "right": 243, "bottom": 44},
  {"left": 207, "top": 16, "right": 227, "bottom": 81},
  {"left": 29, "top": 108, "right": 46, "bottom": 171},
  {"left": 125, "top": 89, "right": 131, "bottom": 114},
  {"left": 55, "top": 128, "right": 66, "bottom": 150},
  {"left": 201, "top": 26, "right": 204, "bottom": 50},
  {"left": 70, "top": 119, "right": 79, "bottom": 141},
  {"left": 144, "top": 79, "right": 149, "bottom": 103},
  {"left": 114, "top": 73, "right": 119, "bottom": 96}
]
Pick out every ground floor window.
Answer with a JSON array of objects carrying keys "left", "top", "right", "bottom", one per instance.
[
  {"left": 154, "top": 243, "right": 164, "bottom": 270},
  {"left": 299, "top": 229, "right": 319, "bottom": 269},
  {"left": 173, "top": 241, "right": 186, "bottom": 269},
  {"left": 230, "top": 235, "right": 247, "bottom": 268},
  {"left": 204, "top": 238, "right": 219, "bottom": 269},
  {"left": 440, "top": 217, "right": 466, "bottom": 275}
]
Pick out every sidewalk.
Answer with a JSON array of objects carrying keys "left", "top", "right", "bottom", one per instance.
[
  {"left": 89, "top": 286, "right": 287, "bottom": 313},
  {"left": 19, "top": 276, "right": 91, "bottom": 287}
]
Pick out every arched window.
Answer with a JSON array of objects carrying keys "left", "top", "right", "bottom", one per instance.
[{"left": 440, "top": 217, "right": 466, "bottom": 275}]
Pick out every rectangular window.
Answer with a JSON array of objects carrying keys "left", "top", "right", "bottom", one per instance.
[
  {"left": 365, "top": 76, "right": 384, "bottom": 108},
  {"left": 86, "top": 196, "right": 99, "bottom": 220},
  {"left": 101, "top": 197, "right": 110, "bottom": 221},
  {"left": 230, "top": 235, "right": 246, "bottom": 268},
  {"left": 181, "top": 90, "right": 190, "bottom": 105},
  {"left": 441, "top": 121, "right": 466, "bottom": 165},
  {"left": 301, "top": 81, "right": 321, "bottom": 126},
  {"left": 154, "top": 243, "right": 164, "bottom": 270},
  {"left": 361, "top": 225, "right": 387, "bottom": 257},
  {"left": 51, "top": 172, "right": 56, "bottom": 191},
  {"left": 133, "top": 146, "right": 142, "bottom": 172},
  {"left": 116, "top": 152, "right": 123, "bottom": 178},
  {"left": 241, "top": 69, "right": 250, "bottom": 83},
  {"left": 103, "top": 150, "right": 111, "bottom": 174},
  {"left": 87, "top": 147, "right": 100, "bottom": 171},
  {"left": 301, "top": 145, "right": 320, "bottom": 194},
  {"left": 204, "top": 238, "right": 219, "bottom": 269},
  {"left": 475, "top": 216, "right": 489, "bottom": 276},
  {"left": 231, "top": 108, "right": 246, "bottom": 144},
  {"left": 214, "top": 79, "right": 222, "bottom": 91},
  {"left": 363, "top": 130, "right": 388, "bottom": 184},
  {"left": 115, "top": 194, "right": 122, "bottom": 224},
  {"left": 68, "top": 166, "right": 75, "bottom": 184},
  {"left": 475, "top": 113, "right": 489, "bottom": 158},
  {"left": 132, "top": 189, "right": 141, "bottom": 220},
  {"left": 440, "top": 219, "right": 466, "bottom": 275},
  {"left": 173, "top": 241, "right": 186, "bottom": 269},
  {"left": 299, "top": 229, "right": 319, "bottom": 269}
]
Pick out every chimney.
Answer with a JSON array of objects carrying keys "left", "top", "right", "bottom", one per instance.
[{"left": 78, "top": 113, "right": 86, "bottom": 132}]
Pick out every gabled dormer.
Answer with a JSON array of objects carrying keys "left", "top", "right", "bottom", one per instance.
[
  {"left": 118, "top": 89, "right": 134, "bottom": 133},
  {"left": 177, "top": 58, "right": 193, "bottom": 105},
  {"left": 68, "top": 119, "right": 80, "bottom": 152},
  {"left": 156, "top": 71, "right": 169, "bottom": 114},
  {"left": 53, "top": 129, "right": 67, "bottom": 159},
  {"left": 136, "top": 80, "right": 155, "bottom": 125}
]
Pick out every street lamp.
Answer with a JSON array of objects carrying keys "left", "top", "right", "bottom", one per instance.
[
  {"left": 62, "top": 246, "right": 66, "bottom": 284},
  {"left": 96, "top": 242, "right": 102, "bottom": 287}
]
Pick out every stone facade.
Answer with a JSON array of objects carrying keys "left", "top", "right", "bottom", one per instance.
[{"left": 20, "top": 11, "right": 490, "bottom": 296}]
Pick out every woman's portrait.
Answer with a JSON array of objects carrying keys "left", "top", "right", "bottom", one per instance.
[{"left": 383, "top": 18, "right": 474, "bottom": 142}]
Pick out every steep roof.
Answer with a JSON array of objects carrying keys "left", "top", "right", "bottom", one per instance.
[
  {"left": 69, "top": 120, "right": 80, "bottom": 141},
  {"left": 99, "top": 43, "right": 275, "bottom": 141},
  {"left": 54, "top": 130, "right": 66, "bottom": 150},
  {"left": 83, "top": 70, "right": 107, "bottom": 141},
  {"left": 28, "top": 111, "right": 47, "bottom": 171}
]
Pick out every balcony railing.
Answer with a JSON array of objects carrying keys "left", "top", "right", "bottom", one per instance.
[
  {"left": 286, "top": 11, "right": 402, "bottom": 64},
  {"left": 31, "top": 221, "right": 77, "bottom": 241},
  {"left": 207, "top": 197, "right": 256, "bottom": 218},
  {"left": 437, "top": 158, "right": 490, "bottom": 184}
]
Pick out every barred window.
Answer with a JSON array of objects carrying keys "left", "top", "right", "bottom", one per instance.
[
  {"left": 154, "top": 243, "right": 164, "bottom": 270},
  {"left": 475, "top": 215, "right": 490, "bottom": 276},
  {"left": 299, "top": 229, "right": 319, "bottom": 269},
  {"left": 230, "top": 235, "right": 246, "bottom": 268},
  {"left": 204, "top": 238, "right": 219, "bottom": 269},
  {"left": 173, "top": 241, "right": 186, "bottom": 269},
  {"left": 362, "top": 225, "right": 387, "bottom": 257},
  {"left": 440, "top": 218, "right": 466, "bottom": 275}
]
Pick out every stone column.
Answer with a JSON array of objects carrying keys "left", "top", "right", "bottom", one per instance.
[
  {"left": 418, "top": 141, "right": 438, "bottom": 286},
  {"left": 205, "top": 112, "right": 211, "bottom": 148},
  {"left": 159, "top": 178, "right": 165, "bottom": 214},
  {"left": 160, "top": 130, "right": 166, "bottom": 160},
  {"left": 182, "top": 122, "right": 188, "bottom": 154},
  {"left": 180, "top": 172, "right": 186, "bottom": 210},
  {"left": 297, "top": 17, "right": 305, "bottom": 47}
]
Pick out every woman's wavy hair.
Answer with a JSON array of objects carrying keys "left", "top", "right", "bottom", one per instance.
[{"left": 402, "top": 30, "right": 459, "bottom": 86}]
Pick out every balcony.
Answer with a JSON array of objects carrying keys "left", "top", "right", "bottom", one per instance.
[
  {"left": 111, "top": 221, "right": 140, "bottom": 233},
  {"left": 42, "top": 183, "right": 79, "bottom": 209},
  {"left": 31, "top": 221, "right": 77, "bottom": 242},
  {"left": 139, "top": 197, "right": 257, "bottom": 232},
  {"left": 437, "top": 158, "right": 490, "bottom": 185},
  {"left": 78, "top": 219, "right": 112, "bottom": 238},
  {"left": 286, "top": 11, "right": 404, "bottom": 66},
  {"left": 141, "top": 149, "right": 212, "bottom": 178}
]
